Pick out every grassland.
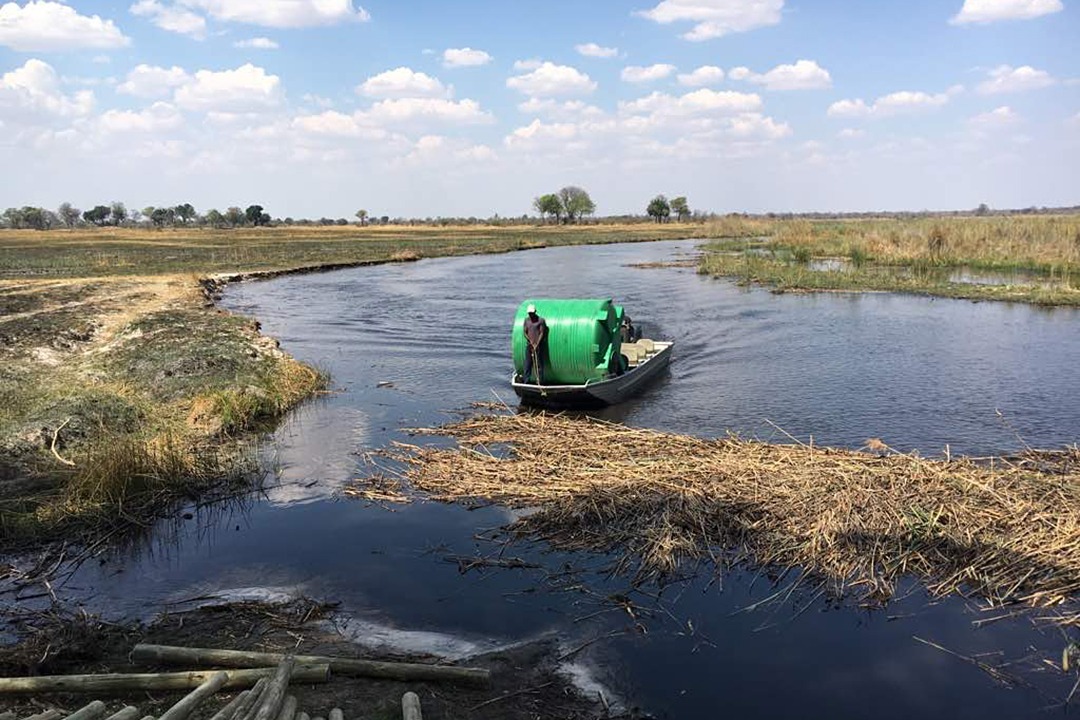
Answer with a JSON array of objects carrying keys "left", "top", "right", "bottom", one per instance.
[
  {"left": 698, "top": 215, "right": 1080, "bottom": 305},
  {"left": 0, "top": 223, "right": 706, "bottom": 551}
]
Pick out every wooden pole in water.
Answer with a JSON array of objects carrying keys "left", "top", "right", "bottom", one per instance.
[
  {"left": 0, "top": 666, "right": 328, "bottom": 694},
  {"left": 103, "top": 708, "right": 140, "bottom": 720},
  {"left": 159, "top": 671, "right": 229, "bottom": 720},
  {"left": 63, "top": 702, "right": 106, "bottom": 720},
  {"left": 132, "top": 645, "right": 489, "bottom": 687},
  {"left": 402, "top": 692, "right": 422, "bottom": 720}
]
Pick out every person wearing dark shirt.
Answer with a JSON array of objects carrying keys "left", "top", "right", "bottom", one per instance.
[{"left": 523, "top": 304, "right": 548, "bottom": 384}]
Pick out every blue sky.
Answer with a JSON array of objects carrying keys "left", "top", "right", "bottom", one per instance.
[{"left": 0, "top": 0, "right": 1076, "bottom": 218}]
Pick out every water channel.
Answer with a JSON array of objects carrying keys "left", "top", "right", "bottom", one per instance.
[{"left": 71, "top": 240, "right": 1080, "bottom": 718}]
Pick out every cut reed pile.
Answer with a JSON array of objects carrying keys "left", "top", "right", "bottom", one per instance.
[{"left": 350, "top": 412, "right": 1080, "bottom": 614}]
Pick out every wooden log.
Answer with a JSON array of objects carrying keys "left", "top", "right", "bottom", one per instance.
[
  {"left": 0, "top": 666, "right": 329, "bottom": 694},
  {"left": 206, "top": 689, "right": 248, "bottom": 720},
  {"left": 103, "top": 708, "right": 140, "bottom": 720},
  {"left": 132, "top": 645, "right": 490, "bottom": 687},
  {"left": 137, "top": 717, "right": 154, "bottom": 720},
  {"left": 402, "top": 692, "right": 422, "bottom": 720},
  {"left": 217, "top": 678, "right": 266, "bottom": 720},
  {"left": 159, "top": 671, "right": 229, "bottom": 720},
  {"left": 327, "top": 710, "right": 342, "bottom": 720},
  {"left": 244, "top": 657, "right": 294, "bottom": 720},
  {"left": 272, "top": 696, "right": 296, "bottom": 720},
  {"left": 64, "top": 701, "right": 106, "bottom": 720},
  {"left": 22, "top": 711, "right": 64, "bottom": 720}
]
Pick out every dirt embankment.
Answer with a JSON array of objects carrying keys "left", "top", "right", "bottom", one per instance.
[{"left": 0, "top": 274, "right": 325, "bottom": 552}]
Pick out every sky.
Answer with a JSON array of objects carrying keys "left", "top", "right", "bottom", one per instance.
[{"left": 0, "top": 0, "right": 1077, "bottom": 218}]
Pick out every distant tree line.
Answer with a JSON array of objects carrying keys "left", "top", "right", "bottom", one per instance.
[{"left": 532, "top": 186, "right": 597, "bottom": 224}]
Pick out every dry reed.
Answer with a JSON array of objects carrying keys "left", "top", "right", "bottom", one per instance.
[{"left": 350, "top": 412, "right": 1080, "bottom": 614}]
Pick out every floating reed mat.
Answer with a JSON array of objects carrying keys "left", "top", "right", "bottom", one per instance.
[{"left": 347, "top": 411, "right": 1080, "bottom": 613}]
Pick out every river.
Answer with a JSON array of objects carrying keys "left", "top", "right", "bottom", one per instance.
[{"left": 71, "top": 240, "right": 1080, "bottom": 718}]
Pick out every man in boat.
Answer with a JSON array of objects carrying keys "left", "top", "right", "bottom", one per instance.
[
  {"left": 620, "top": 315, "right": 639, "bottom": 343},
  {"left": 523, "top": 304, "right": 548, "bottom": 384}
]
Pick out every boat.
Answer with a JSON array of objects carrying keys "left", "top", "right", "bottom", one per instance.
[{"left": 509, "top": 298, "right": 673, "bottom": 408}]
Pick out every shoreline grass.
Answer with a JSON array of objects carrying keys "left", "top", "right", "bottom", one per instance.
[
  {"left": 350, "top": 411, "right": 1080, "bottom": 616},
  {"left": 699, "top": 215, "right": 1080, "bottom": 305}
]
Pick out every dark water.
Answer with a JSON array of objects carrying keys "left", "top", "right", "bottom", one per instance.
[{"left": 68, "top": 240, "right": 1080, "bottom": 718}]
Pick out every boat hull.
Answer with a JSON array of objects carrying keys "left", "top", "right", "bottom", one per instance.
[{"left": 511, "top": 341, "right": 673, "bottom": 408}]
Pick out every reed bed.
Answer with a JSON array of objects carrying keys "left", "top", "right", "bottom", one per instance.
[{"left": 352, "top": 412, "right": 1080, "bottom": 614}]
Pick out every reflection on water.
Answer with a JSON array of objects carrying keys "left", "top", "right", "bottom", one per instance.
[{"left": 66, "top": 240, "right": 1080, "bottom": 719}]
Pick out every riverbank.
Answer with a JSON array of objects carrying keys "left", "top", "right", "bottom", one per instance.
[{"left": 698, "top": 215, "right": 1080, "bottom": 305}]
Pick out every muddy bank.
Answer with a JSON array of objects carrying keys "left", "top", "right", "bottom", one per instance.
[{"left": 0, "top": 597, "right": 632, "bottom": 720}]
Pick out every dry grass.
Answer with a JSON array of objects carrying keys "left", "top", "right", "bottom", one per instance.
[{"left": 350, "top": 411, "right": 1080, "bottom": 614}]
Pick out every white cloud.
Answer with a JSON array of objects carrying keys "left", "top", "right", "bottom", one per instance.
[
  {"left": 728, "top": 59, "right": 831, "bottom": 90},
  {"left": 620, "top": 88, "right": 762, "bottom": 118},
  {"left": 621, "top": 64, "right": 677, "bottom": 83},
  {"left": 828, "top": 90, "right": 950, "bottom": 119},
  {"left": 968, "top": 105, "right": 1018, "bottom": 129},
  {"left": 677, "top": 65, "right": 724, "bottom": 87},
  {"left": 442, "top": 47, "right": 492, "bottom": 68},
  {"left": 99, "top": 102, "right": 183, "bottom": 133},
  {"left": 117, "top": 64, "right": 192, "bottom": 99},
  {"left": 180, "top": 0, "right": 369, "bottom": 28},
  {"left": 0, "top": 58, "right": 94, "bottom": 122},
  {"left": 234, "top": 37, "right": 279, "bottom": 49},
  {"left": 507, "top": 62, "right": 597, "bottom": 97},
  {"left": 512, "top": 58, "right": 543, "bottom": 71},
  {"left": 636, "top": 0, "right": 784, "bottom": 41},
  {"left": 174, "top": 63, "right": 283, "bottom": 112},
  {"left": 576, "top": 43, "right": 618, "bottom": 59},
  {"left": 727, "top": 113, "right": 791, "bottom": 139},
  {"left": 517, "top": 97, "right": 605, "bottom": 120},
  {"left": 0, "top": 1, "right": 130, "bottom": 51},
  {"left": 838, "top": 127, "right": 865, "bottom": 139},
  {"left": 976, "top": 65, "right": 1055, "bottom": 94},
  {"left": 504, "top": 119, "right": 579, "bottom": 149},
  {"left": 359, "top": 67, "right": 448, "bottom": 99},
  {"left": 292, "top": 110, "right": 386, "bottom": 139},
  {"left": 951, "top": 0, "right": 1062, "bottom": 24},
  {"left": 363, "top": 97, "right": 494, "bottom": 126},
  {"left": 130, "top": 0, "right": 207, "bottom": 39}
]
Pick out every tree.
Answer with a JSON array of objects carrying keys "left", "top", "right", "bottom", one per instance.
[
  {"left": 150, "top": 207, "right": 175, "bottom": 228},
  {"left": 670, "top": 196, "right": 690, "bottom": 222},
  {"left": 110, "top": 202, "right": 127, "bottom": 226},
  {"left": 225, "top": 207, "right": 245, "bottom": 227},
  {"left": 245, "top": 204, "right": 270, "bottom": 227},
  {"left": 175, "top": 203, "right": 196, "bottom": 225},
  {"left": 975, "top": 203, "right": 990, "bottom": 216},
  {"left": 204, "top": 209, "right": 225, "bottom": 228},
  {"left": 557, "top": 186, "right": 595, "bottom": 224},
  {"left": 533, "top": 194, "right": 562, "bottom": 223},
  {"left": 355, "top": 209, "right": 368, "bottom": 226},
  {"left": 647, "top": 195, "right": 671, "bottom": 223},
  {"left": 58, "top": 202, "right": 81, "bottom": 229},
  {"left": 83, "top": 205, "right": 111, "bottom": 226}
]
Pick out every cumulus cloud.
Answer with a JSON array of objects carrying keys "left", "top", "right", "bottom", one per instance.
[
  {"left": 576, "top": 42, "right": 618, "bottom": 58},
  {"left": 512, "top": 58, "right": 543, "bottom": 71},
  {"left": 117, "top": 64, "right": 192, "bottom": 99},
  {"left": 517, "top": 97, "right": 604, "bottom": 120},
  {"left": 292, "top": 110, "right": 386, "bottom": 139},
  {"left": 442, "top": 47, "right": 492, "bottom": 68},
  {"left": 621, "top": 64, "right": 677, "bottom": 83},
  {"left": 358, "top": 67, "right": 448, "bottom": 99},
  {"left": 636, "top": 0, "right": 784, "bottom": 41},
  {"left": 951, "top": 0, "right": 1062, "bottom": 24},
  {"left": 620, "top": 88, "right": 762, "bottom": 118},
  {"left": 828, "top": 90, "right": 950, "bottom": 119},
  {"left": 976, "top": 65, "right": 1055, "bottom": 94},
  {"left": 728, "top": 60, "right": 831, "bottom": 90},
  {"left": 0, "top": 1, "right": 130, "bottom": 51},
  {"left": 504, "top": 118, "right": 579, "bottom": 149},
  {"left": 968, "top": 105, "right": 1018, "bottom": 129},
  {"left": 174, "top": 63, "right": 283, "bottom": 112},
  {"left": 130, "top": 0, "right": 207, "bottom": 39},
  {"left": 363, "top": 97, "right": 494, "bottom": 126},
  {"left": 234, "top": 37, "right": 279, "bottom": 49},
  {"left": 837, "top": 127, "right": 865, "bottom": 139},
  {"left": 99, "top": 101, "right": 183, "bottom": 133},
  {"left": 506, "top": 62, "right": 597, "bottom": 97},
  {"left": 677, "top": 65, "right": 724, "bottom": 87},
  {"left": 0, "top": 58, "right": 94, "bottom": 122}
]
